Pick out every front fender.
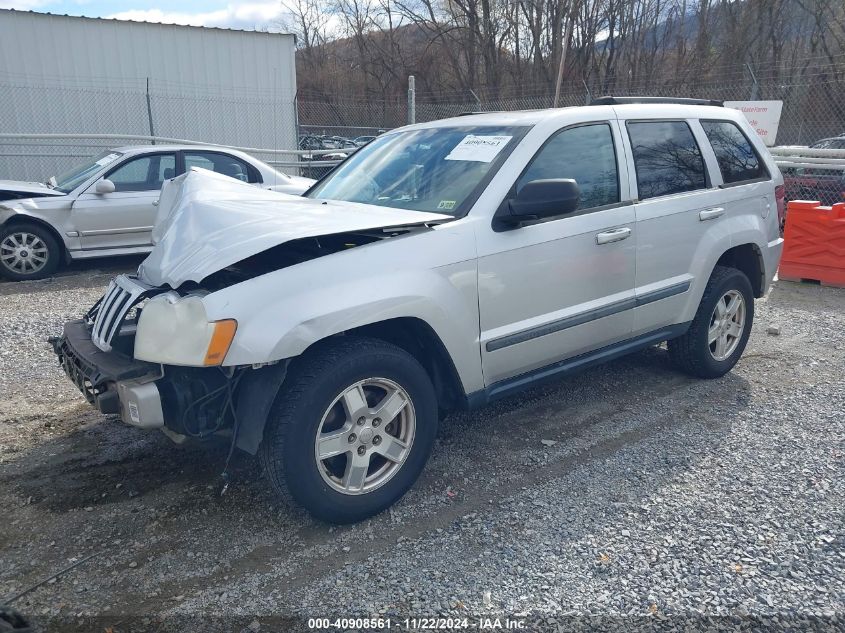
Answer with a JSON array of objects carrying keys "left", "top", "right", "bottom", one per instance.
[
  {"left": 203, "top": 223, "right": 484, "bottom": 394},
  {"left": 0, "top": 204, "right": 28, "bottom": 225},
  {"left": 0, "top": 199, "right": 79, "bottom": 251}
]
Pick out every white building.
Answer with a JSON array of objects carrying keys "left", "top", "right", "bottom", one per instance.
[{"left": 0, "top": 9, "right": 298, "bottom": 180}]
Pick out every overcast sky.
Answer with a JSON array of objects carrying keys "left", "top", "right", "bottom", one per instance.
[{"left": 0, "top": 1, "right": 287, "bottom": 30}]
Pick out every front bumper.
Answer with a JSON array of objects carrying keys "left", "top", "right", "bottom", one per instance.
[{"left": 50, "top": 320, "right": 165, "bottom": 429}]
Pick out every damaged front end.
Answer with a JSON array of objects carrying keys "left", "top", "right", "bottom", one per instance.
[
  {"left": 50, "top": 169, "right": 449, "bottom": 451},
  {"left": 50, "top": 272, "right": 288, "bottom": 452}
]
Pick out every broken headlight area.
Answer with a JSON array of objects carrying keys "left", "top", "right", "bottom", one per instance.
[
  {"left": 51, "top": 318, "right": 250, "bottom": 444},
  {"left": 133, "top": 292, "right": 237, "bottom": 367},
  {"left": 157, "top": 366, "right": 244, "bottom": 439}
]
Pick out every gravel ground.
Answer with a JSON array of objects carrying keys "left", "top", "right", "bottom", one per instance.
[{"left": 1, "top": 260, "right": 843, "bottom": 632}]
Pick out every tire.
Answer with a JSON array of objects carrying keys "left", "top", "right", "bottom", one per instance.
[
  {"left": 0, "top": 222, "right": 62, "bottom": 281},
  {"left": 259, "top": 336, "right": 438, "bottom": 523},
  {"left": 668, "top": 265, "right": 754, "bottom": 378}
]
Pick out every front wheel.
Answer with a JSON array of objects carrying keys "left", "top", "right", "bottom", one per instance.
[
  {"left": 259, "top": 337, "right": 438, "bottom": 523},
  {"left": 0, "top": 223, "right": 62, "bottom": 281},
  {"left": 668, "top": 266, "right": 754, "bottom": 378}
]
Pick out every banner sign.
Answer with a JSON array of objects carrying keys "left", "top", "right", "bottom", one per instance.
[{"left": 724, "top": 100, "right": 784, "bottom": 146}]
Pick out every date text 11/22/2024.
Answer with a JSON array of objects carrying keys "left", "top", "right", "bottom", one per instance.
[{"left": 307, "top": 617, "right": 527, "bottom": 630}]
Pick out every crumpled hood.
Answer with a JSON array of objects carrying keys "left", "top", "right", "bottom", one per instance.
[
  {"left": 138, "top": 168, "right": 451, "bottom": 288},
  {"left": 0, "top": 179, "right": 65, "bottom": 198}
]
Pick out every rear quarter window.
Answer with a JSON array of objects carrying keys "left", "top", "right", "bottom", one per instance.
[{"left": 701, "top": 120, "right": 767, "bottom": 184}]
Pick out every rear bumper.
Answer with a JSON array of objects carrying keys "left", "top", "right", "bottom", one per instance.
[
  {"left": 50, "top": 320, "right": 165, "bottom": 429},
  {"left": 765, "top": 236, "right": 784, "bottom": 289}
]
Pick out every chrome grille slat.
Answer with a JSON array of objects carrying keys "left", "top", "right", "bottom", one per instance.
[
  {"left": 91, "top": 282, "right": 124, "bottom": 350},
  {"left": 98, "top": 284, "right": 122, "bottom": 324},
  {"left": 91, "top": 275, "right": 152, "bottom": 352},
  {"left": 104, "top": 293, "right": 132, "bottom": 343}
]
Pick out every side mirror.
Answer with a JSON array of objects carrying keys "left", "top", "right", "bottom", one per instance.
[
  {"left": 501, "top": 179, "right": 580, "bottom": 228},
  {"left": 95, "top": 179, "right": 115, "bottom": 194}
]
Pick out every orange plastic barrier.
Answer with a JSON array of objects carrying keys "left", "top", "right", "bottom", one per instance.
[{"left": 780, "top": 200, "right": 845, "bottom": 288}]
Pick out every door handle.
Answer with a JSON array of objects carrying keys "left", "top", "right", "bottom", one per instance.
[
  {"left": 699, "top": 207, "right": 725, "bottom": 221},
  {"left": 595, "top": 227, "right": 632, "bottom": 245},
  {"left": 152, "top": 200, "right": 159, "bottom": 207}
]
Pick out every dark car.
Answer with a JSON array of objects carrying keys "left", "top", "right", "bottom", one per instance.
[
  {"left": 810, "top": 136, "right": 845, "bottom": 150},
  {"left": 782, "top": 135, "right": 845, "bottom": 207}
]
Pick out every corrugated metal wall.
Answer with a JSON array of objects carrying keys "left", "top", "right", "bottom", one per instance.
[{"left": 0, "top": 10, "right": 298, "bottom": 180}]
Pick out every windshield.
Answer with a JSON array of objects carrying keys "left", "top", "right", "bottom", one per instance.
[
  {"left": 307, "top": 125, "right": 528, "bottom": 215},
  {"left": 52, "top": 151, "right": 123, "bottom": 193}
]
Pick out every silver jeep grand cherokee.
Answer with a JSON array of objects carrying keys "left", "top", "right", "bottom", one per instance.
[{"left": 52, "top": 98, "right": 784, "bottom": 523}]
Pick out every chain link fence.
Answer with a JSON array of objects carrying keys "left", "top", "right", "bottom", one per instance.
[
  {"left": 296, "top": 76, "right": 845, "bottom": 205},
  {"left": 2, "top": 71, "right": 842, "bottom": 194},
  {"left": 298, "top": 76, "right": 844, "bottom": 148}
]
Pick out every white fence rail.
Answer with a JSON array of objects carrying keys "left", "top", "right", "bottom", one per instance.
[
  {"left": 770, "top": 146, "right": 845, "bottom": 171},
  {"left": 771, "top": 146, "right": 845, "bottom": 207}
]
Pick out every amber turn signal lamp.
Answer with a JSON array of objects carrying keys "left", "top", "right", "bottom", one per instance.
[{"left": 203, "top": 319, "right": 238, "bottom": 366}]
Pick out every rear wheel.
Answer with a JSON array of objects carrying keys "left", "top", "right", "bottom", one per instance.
[
  {"left": 259, "top": 337, "right": 438, "bottom": 523},
  {"left": 668, "top": 266, "right": 754, "bottom": 378},
  {"left": 0, "top": 223, "right": 62, "bottom": 281}
]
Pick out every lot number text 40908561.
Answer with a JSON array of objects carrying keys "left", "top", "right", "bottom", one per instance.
[{"left": 307, "top": 617, "right": 527, "bottom": 630}]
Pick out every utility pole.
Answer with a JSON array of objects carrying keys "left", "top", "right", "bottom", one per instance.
[
  {"left": 407, "top": 75, "right": 416, "bottom": 125},
  {"left": 745, "top": 62, "right": 759, "bottom": 100},
  {"left": 145, "top": 77, "right": 156, "bottom": 143},
  {"left": 553, "top": 5, "right": 576, "bottom": 108}
]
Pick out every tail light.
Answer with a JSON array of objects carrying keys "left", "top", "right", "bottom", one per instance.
[{"left": 775, "top": 184, "right": 786, "bottom": 227}]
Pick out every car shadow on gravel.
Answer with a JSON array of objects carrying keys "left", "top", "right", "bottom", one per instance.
[
  {"left": 3, "top": 420, "right": 265, "bottom": 514},
  {"left": 3, "top": 348, "right": 755, "bottom": 544},
  {"left": 0, "top": 345, "right": 758, "bottom": 622},
  {"left": 4, "top": 345, "right": 751, "bottom": 520}
]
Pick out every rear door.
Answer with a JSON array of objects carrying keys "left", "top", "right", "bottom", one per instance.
[
  {"left": 620, "top": 119, "right": 724, "bottom": 336},
  {"left": 73, "top": 152, "right": 176, "bottom": 250},
  {"left": 182, "top": 150, "right": 260, "bottom": 184}
]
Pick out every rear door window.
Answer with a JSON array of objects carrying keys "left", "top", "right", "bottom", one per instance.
[
  {"left": 183, "top": 151, "right": 258, "bottom": 183},
  {"left": 627, "top": 121, "right": 707, "bottom": 200},
  {"left": 701, "top": 120, "right": 766, "bottom": 184}
]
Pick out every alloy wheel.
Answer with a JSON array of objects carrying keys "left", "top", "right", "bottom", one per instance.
[
  {"left": 708, "top": 289, "right": 745, "bottom": 361},
  {"left": 314, "top": 377, "right": 416, "bottom": 495}
]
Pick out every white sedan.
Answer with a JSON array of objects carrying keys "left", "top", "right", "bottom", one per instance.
[{"left": 0, "top": 145, "right": 314, "bottom": 280}]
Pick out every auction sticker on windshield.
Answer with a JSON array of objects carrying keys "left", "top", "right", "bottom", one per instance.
[
  {"left": 445, "top": 135, "right": 512, "bottom": 162},
  {"left": 96, "top": 153, "right": 121, "bottom": 166}
]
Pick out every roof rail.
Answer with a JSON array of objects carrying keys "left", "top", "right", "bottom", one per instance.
[{"left": 590, "top": 96, "right": 723, "bottom": 107}]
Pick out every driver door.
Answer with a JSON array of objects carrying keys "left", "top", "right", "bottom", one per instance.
[
  {"left": 476, "top": 121, "right": 637, "bottom": 386},
  {"left": 73, "top": 152, "right": 176, "bottom": 251}
]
